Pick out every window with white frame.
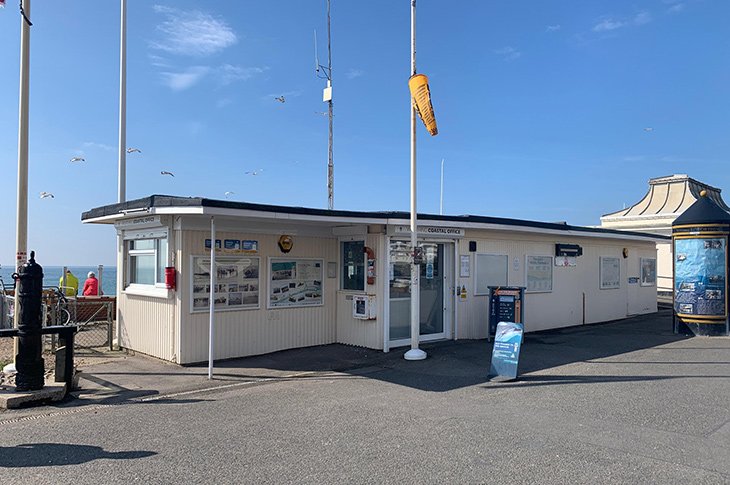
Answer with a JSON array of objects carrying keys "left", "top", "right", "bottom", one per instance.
[
  {"left": 341, "top": 240, "right": 365, "bottom": 291},
  {"left": 126, "top": 234, "right": 168, "bottom": 288}
]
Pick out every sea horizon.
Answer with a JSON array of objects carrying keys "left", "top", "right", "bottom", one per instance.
[{"left": 0, "top": 264, "right": 117, "bottom": 296}]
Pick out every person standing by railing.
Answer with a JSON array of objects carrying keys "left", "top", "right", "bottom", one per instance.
[
  {"left": 59, "top": 269, "right": 78, "bottom": 296},
  {"left": 82, "top": 271, "right": 100, "bottom": 296}
]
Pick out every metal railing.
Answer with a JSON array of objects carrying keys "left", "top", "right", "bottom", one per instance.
[{"left": 39, "top": 288, "right": 115, "bottom": 352}]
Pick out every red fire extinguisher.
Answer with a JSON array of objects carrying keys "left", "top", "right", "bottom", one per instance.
[
  {"left": 164, "top": 267, "right": 176, "bottom": 290},
  {"left": 364, "top": 247, "right": 375, "bottom": 285}
]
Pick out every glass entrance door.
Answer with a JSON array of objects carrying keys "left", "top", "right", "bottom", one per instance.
[{"left": 389, "top": 241, "right": 449, "bottom": 344}]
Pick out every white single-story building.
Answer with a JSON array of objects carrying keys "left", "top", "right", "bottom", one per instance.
[{"left": 82, "top": 195, "right": 665, "bottom": 364}]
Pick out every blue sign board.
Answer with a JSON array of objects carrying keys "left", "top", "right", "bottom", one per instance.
[{"left": 489, "top": 321, "right": 525, "bottom": 380}]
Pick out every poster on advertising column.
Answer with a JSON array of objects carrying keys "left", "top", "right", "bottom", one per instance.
[
  {"left": 674, "top": 238, "right": 726, "bottom": 317},
  {"left": 268, "top": 258, "right": 324, "bottom": 308}
]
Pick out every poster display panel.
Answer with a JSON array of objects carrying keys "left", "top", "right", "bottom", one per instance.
[
  {"left": 526, "top": 255, "right": 553, "bottom": 292},
  {"left": 600, "top": 256, "right": 621, "bottom": 289},
  {"left": 269, "top": 258, "right": 324, "bottom": 308},
  {"left": 640, "top": 258, "right": 657, "bottom": 286},
  {"left": 674, "top": 238, "right": 726, "bottom": 317},
  {"left": 489, "top": 321, "right": 525, "bottom": 380},
  {"left": 191, "top": 255, "right": 260, "bottom": 312}
]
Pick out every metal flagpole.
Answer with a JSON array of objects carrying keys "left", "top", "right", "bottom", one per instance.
[
  {"left": 118, "top": 0, "right": 127, "bottom": 203},
  {"left": 8, "top": 0, "right": 32, "bottom": 373},
  {"left": 440, "top": 158, "right": 444, "bottom": 215},
  {"left": 208, "top": 217, "right": 216, "bottom": 379},
  {"left": 115, "top": 0, "right": 127, "bottom": 352},
  {"left": 404, "top": 0, "right": 426, "bottom": 361}
]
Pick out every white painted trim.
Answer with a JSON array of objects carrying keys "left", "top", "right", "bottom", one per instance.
[{"left": 123, "top": 284, "right": 171, "bottom": 299}]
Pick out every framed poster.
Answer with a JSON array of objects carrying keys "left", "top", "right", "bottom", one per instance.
[
  {"left": 640, "top": 258, "right": 657, "bottom": 286},
  {"left": 268, "top": 258, "right": 324, "bottom": 308},
  {"left": 526, "top": 255, "right": 553, "bottom": 293},
  {"left": 474, "top": 254, "right": 508, "bottom": 296},
  {"left": 460, "top": 255, "right": 470, "bottom": 278},
  {"left": 600, "top": 256, "right": 621, "bottom": 289},
  {"left": 190, "top": 255, "right": 260, "bottom": 313}
]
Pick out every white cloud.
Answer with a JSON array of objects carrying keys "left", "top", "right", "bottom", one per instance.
[
  {"left": 494, "top": 46, "right": 521, "bottom": 61},
  {"left": 633, "top": 11, "right": 652, "bottom": 26},
  {"left": 160, "top": 66, "right": 210, "bottom": 91},
  {"left": 592, "top": 18, "right": 626, "bottom": 32},
  {"left": 345, "top": 68, "right": 364, "bottom": 79},
  {"left": 667, "top": 3, "right": 685, "bottom": 14},
  {"left": 151, "top": 5, "right": 237, "bottom": 56},
  {"left": 218, "top": 64, "right": 268, "bottom": 85},
  {"left": 148, "top": 54, "right": 171, "bottom": 68},
  {"left": 82, "top": 141, "right": 114, "bottom": 152},
  {"left": 546, "top": 25, "right": 561, "bottom": 32},
  {"left": 216, "top": 98, "right": 233, "bottom": 108}
]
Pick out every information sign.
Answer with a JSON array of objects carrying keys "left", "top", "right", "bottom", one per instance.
[
  {"left": 489, "top": 321, "right": 524, "bottom": 380},
  {"left": 488, "top": 286, "right": 525, "bottom": 336}
]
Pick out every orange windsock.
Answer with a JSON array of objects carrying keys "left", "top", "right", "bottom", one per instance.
[{"left": 408, "top": 73, "right": 438, "bottom": 136}]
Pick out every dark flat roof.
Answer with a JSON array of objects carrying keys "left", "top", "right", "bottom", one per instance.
[{"left": 82, "top": 195, "right": 669, "bottom": 241}]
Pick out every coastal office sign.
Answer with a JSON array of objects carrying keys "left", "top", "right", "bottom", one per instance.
[
  {"left": 392, "top": 225, "right": 464, "bottom": 238},
  {"left": 115, "top": 215, "right": 161, "bottom": 229}
]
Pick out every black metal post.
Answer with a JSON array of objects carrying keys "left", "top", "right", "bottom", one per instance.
[{"left": 13, "top": 250, "right": 45, "bottom": 391}]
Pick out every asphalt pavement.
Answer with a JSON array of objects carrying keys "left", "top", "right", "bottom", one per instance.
[{"left": 0, "top": 307, "right": 729, "bottom": 484}]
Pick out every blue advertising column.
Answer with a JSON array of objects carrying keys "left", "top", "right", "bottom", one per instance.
[{"left": 672, "top": 191, "right": 730, "bottom": 336}]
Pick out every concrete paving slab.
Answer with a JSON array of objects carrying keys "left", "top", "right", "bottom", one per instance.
[{"left": 0, "top": 380, "right": 66, "bottom": 409}]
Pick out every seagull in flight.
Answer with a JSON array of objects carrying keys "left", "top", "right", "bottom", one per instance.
[
  {"left": 245, "top": 169, "right": 264, "bottom": 176},
  {"left": 69, "top": 156, "right": 85, "bottom": 163},
  {"left": 274, "top": 96, "right": 286, "bottom": 103},
  {"left": 127, "top": 147, "right": 141, "bottom": 153},
  {"left": 39, "top": 191, "right": 54, "bottom": 199},
  {"left": 161, "top": 171, "right": 175, "bottom": 177}
]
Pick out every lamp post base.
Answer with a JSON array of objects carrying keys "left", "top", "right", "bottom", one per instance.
[{"left": 404, "top": 348, "right": 427, "bottom": 361}]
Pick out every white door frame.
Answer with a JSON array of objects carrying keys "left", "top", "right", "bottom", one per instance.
[{"left": 386, "top": 238, "right": 455, "bottom": 349}]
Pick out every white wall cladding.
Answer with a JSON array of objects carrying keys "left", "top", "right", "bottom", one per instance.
[
  {"left": 455, "top": 230, "right": 658, "bottom": 338},
  {"left": 179, "top": 229, "right": 338, "bottom": 364},
  {"left": 119, "top": 294, "right": 176, "bottom": 362},
  {"left": 336, "top": 233, "right": 384, "bottom": 349}
]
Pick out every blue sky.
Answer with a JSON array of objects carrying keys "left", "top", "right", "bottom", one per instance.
[{"left": 1, "top": 0, "right": 728, "bottom": 266}]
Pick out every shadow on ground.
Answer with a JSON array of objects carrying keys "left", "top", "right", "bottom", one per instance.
[
  {"left": 59, "top": 307, "right": 716, "bottom": 398},
  {"left": 0, "top": 443, "right": 156, "bottom": 467}
]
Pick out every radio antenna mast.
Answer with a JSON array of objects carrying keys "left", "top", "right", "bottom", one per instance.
[{"left": 315, "top": 0, "right": 334, "bottom": 210}]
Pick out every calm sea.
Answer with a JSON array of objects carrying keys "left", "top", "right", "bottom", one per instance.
[{"left": 0, "top": 265, "right": 116, "bottom": 296}]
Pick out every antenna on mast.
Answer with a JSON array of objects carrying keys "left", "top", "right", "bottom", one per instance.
[
  {"left": 314, "top": 30, "right": 320, "bottom": 74},
  {"left": 315, "top": 0, "right": 334, "bottom": 210}
]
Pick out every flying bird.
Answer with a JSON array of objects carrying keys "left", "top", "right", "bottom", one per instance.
[
  {"left": 644, "top": 127, "right": 654, "bottom": 132},
  {"left": 39, "top": 191, "right": 54, "bottom": 199},
  {"left": 274, "top": 96, "right": 286, "bottom": 103},
  {"left": 245, "top": 169, "right": 264, "bottom": 176},
  {"left": 69, "top": 156, "right": 85, "bottom": 162},
  {"left": 127, "top": 147, "right": 141, "bottom": 153},
  {"left": 161, "top": 171, "right": 175, "bottom": 177}
]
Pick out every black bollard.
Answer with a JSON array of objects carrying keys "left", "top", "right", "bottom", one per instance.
[{"left": 13, "top": 251, "right": 45, "bottom": 391}]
